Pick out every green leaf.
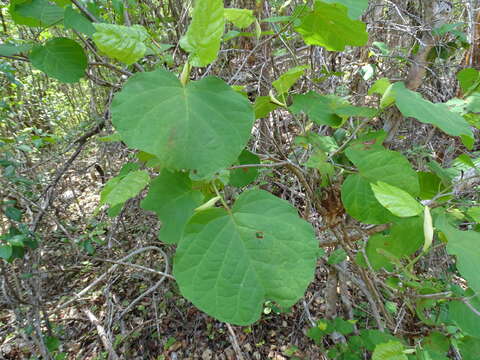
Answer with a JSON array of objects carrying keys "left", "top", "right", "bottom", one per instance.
[
  {"left": 449, "top": 296, "right": 480, "bottom": 338},
  {"left": 15, "top": 0, "right": 64, "bottom": 27},
  {"left": 0, "top": 43, "right": 33, "bottom": 56},
  {"left": 295, "top": 1, "right": 368, "bottom": 51},
  {"left": 323, "top": 0, "right": 368, "bottom": 19},
  {"left": 468, "top": 207, "right": 480, "bottom": 223},
  {"left": 369, "top": 78, "right": 391, "bottom": 96},
  {"left": 174, "top": 189, "right": 318, "bottom": 325},
  {"left": 457, "top": 68, "right": 480, "bottom": 94},
  {"left": 371, "top": 181, "right": 423, "bottom": 218},
  {"left": 180, "top": 0, "right": 225, "bottom": 67},
  {"left": 341, "top": 174, "right": 396, "bottom": 224},
  {"left": 5, "top": 207, "right": 22, "bottom": 221},
  {"left": 327, "top": 249, "right": 347, "bottom": 265},
  {"left": 64, "top": 6, "right": 95, "bottom": 37},
  {"left": 345, "top": 144, "right": 420, "bottom": 196},
  {"left": 418, "top": 172, "right": 445, "bottom": 200},
  {"left": 422, "top": 332, "right": 450, "bottom": 356},
  {"left": 291, "top": 92, "right": 375, "bottom": 127},
  {"left": 100, "top": 170, "right": 150, "bottom": 208},
  {"left": 360, "top": 217, "right": 424, "bottom": 271},
  {"left": 224, "top": 8, "right": 255, "bottom": 29},
  {"left": 111, "top": 69, "right": 255, "bottom": 177},
  {"left": 93, "top": 23, "right": 148, "bottom": 65},
  {"left": 44, "top": 336, "right": 60, "bottom": 352},
  {"left": 140, "top": 170, "right": 203, "bottom": 244},
  {"left": 372, "top": 341, "right": 407, "bottom": 360},
  {"left": 439, "top": 223, "right": 480, "bottom": 295},
  {"left": 391, "top": 82, "right": 474, "bottom": 141},
  {"left": 0, "top": 245, "right": 13, "bottom": 260},
  {"left": 254, "top": 96, "right": 279, "bottom": 119},
  {"left": 29, "top": 38, "right": 87, "bottom": 83},
  {"left": 10, "top": 0, "right": 41, "bottom": 26},
  {"left": 272, "top": 65, "right": 309, "bottom": 94},
  {"left": 458, "top": 337, "right": 480, "bottom": 360},
  {"left": 229, "top": 150, "right": 260, "bottom": 188}
]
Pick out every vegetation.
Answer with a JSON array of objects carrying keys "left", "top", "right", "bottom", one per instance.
[{"left": 1, "top": 0, "right": 480, "bottom": 359}]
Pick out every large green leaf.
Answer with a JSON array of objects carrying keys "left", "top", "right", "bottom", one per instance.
[
  {"left": 174, "top": 189, "right": 318, "bottom": 325},
  {"left": 229, "top": 150, "right": 260, "bottom": 188},
  {"left": 371, "top": 181, "right": 423, "bottom": 218},
  {"left": 180, "top": 0, "right": 225, "bottom": 67},
  {"left": 323, "top": 0, "right": 368, "bottom": 19},
  {"left": 345, "top": 144, "right": 420, "bottom": 196},
  {"left": 14, "top": 0, "right": 64, "bottom": 26},
  {"left": 449, "top": 295, "right": 480, "bottom": 338},
  {"left": 29, "top": 38, "right": 87, "bottom": 83},
  {"left": 64, "top": 6, "right": 95, "bottom": 37},
  {"left": 372, "top": 341, "right": 407, "bottom": 360},
  {"left": 295, "top": 1, "right": 368, "bottom": 51},
  {"left": 341, "top": 174, "right": 396, "bottom": 224},
  {"left": 459, "top": 337, "right": 480, "bottom": 360},
  {"left": 439, "top": 222, "right": 480, "bottom": 294},
  {"left": 360, "top": 217, "right": 423, "bottom": 271},
  {"left": 141, "top": 170, "right": 204, "bottom": 244},
  {"left": 99, "top": 170, "right": 150, "bottom": 208},
  {"left": 10, "top": 0, "right": 41, "bottom": 26},
  {"left": 391, "top": 82, "right": 474, "bottom": 140},
  {"left": 290, "top": 92, "right": 376, "bottom": 127},
  {"left": 224, "top": 8, "right": 255, "bottom": 29},
  {"left": 111, "top": 69, "right": 255, "bottom": 177},
  {"left": 92, "top": 23, "right": 148, "bottom": 65}
]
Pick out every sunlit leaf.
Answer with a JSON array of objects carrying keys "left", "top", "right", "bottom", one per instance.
[
  {"left": 371, "top": 181, "right": 423, "bottom": 218},
  {"left": 224, "top": 8, "right": 255, "bottom": 28}
]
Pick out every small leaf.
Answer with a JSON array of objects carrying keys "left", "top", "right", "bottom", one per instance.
[
  {"left": 180, "top": 0, "right": 225, "bottom": 67},
  {"left": 0, "top": 43, "right": 33, "bottom": 56},
  {"left": 174, "top": 190, "right": 318, "bottom": 325},
  {"left": 369, "top": 78, "right": 391, "bottom": 96},
  {"left": 272, "top": 65, "right": 309, "bottom": 94},
  {"left": 254, "top": 96, "right": 279, "bottom": 118},
  {"left": 64, "top": 6, "right": 96, "bottom": 37},
  {"left": 5, "top": 207, "right": 22, "bottom": 221},
  {"left": 327, "top": 249, "right": 347, "bottom": 265},
  {"left": 0, "top": 245, "right": 13, "bottom": 260},
  {"left": 100, "top": 170, "right": 150, "bottom": 208},
  {"left": 29, "top": 38, "right": 87, "bottom": 83},
  {"left": 93, "top": 23, "right": 148, "bottom": 65},
  {"left": 141, "top": 170, "right": 203, "bottom": 244},
  {"left": 371, "top": 181, "right": 423, "bottom": 218},
  {"left": 457, "top": 68, "right": 480, "bottom": 93},
  {"left": 224, "top": 8, "right": 255, "bottom": 29},
  {"left": 295, "top": 1, "right": 368, "bottom": 51},
  {"left": 44, "top": 336, "right": 60, "bottom": 352},
  {"left": 423, "top": 206, "right": 433, "bottom": 252}
]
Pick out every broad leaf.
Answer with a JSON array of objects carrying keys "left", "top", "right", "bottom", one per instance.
[
  {"left": 291, "top": 92, "right": 376, "bottom": 127},
  {"left": 174, "top": 189, "right": 318, "bottom": 325},
  {"left": 439, "top": 222, "right": 480, "bottom": 294},
  {"left": 372, "top": 341, "right": 407, "bottom": 360},
  {"left": 0, "top": 245, "right": 13, "bottom": 260},
  {"left": 0, "top": 44, "right": 33, "bottom": 56},
  {"left": 295, "top": 1, "right": 368, "bottom": 51},
  {"left": 64, "top": 6, "right": 95, "bottom": 37},
  {"left": 10, "top": 0, "right": 41, "bottom": 26},
  {"left": 360, "top": 217, "right": 423, "bottom": 271},
  {"left": 141, "top": 170, "right": 204, "bottom": 244},
  {"left": 273, "top": 65, "right": 309, "bottom": 94},
  {"left": 229, "top": 150, "right": 260, "bottom": 187},
  {"left": 100, "top": 170, "right": 150, "bottom": 208},
  {"left": 371, "top": 181, "right": 423, "bottom": 218},
  {"left": 341, "top": 174, "right": 396, "bottom": 224},
  {"left": 93, "top": 24, "right": 148, "bottom": 65},
  {"left": 324, "top": 0, "right": 368, "bottom": 19},
  {"left": 457, "top": 68, "right": 480, "bottom": 94},
  {"left": 345, "top": 144, "right": 420, "bottom": 196},
  {"left": 391, "top": 82, "right": 474, "bottom": 141},
  {"left": 449, "top": 295, "right": 480, "bottom": 338},
  {"left": 180, "top": 0, "right": 225, "bottom": 67},
  {"left": 254, "top": 96, "right": 279, "bottom": 118},
  {"left": 29, "top": 38, "right": 87, "bottom": 83},
  {"left": 15, "top": 0, "right": 64, "bottom": 26},
  {"left": 111, "top": 69, "right": 255, "bottom": 177},
  {"left": 458, "top": 337, "right": 480, "bottom": 360},
  {"left": 224, "top": 8, "right": 255, "bottom": 29}
]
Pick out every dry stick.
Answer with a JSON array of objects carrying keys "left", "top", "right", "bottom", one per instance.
[
  {"left": 83, "top": 308, "right": 120, "bottom": 360},
  {"left": 57, "top": 246, "right": 170, "bottom": 310},
  {"left": 226, "top": 323, "right": 247, "bottom": 360}
]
